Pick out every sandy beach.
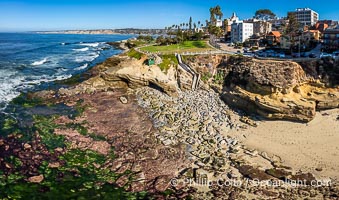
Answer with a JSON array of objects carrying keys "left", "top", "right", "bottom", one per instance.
[{"left": 229, "top": 109, "right": 339, "bottom": 181}]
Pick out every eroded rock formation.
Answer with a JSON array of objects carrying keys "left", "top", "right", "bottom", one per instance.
[
  {"left": 101, "top": 56, "right": 179, "bottom": 96},
  {"left": 220, "top": 57, "right": 339, "bottom": 122}
]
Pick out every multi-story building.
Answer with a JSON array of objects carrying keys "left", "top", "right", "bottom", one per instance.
[
  {"left": 280, "top": 35, "right": 291, "bottom": 49},
  {"left": 216, "top": 19, "right": 223, "bottom": 27},
  {"left": 303, "top": 30, "right": 321, "bottom": 41},
  {"left": 269, "top": 18, "right": 289, "bottom": 32},
  {"left": 253, "top": 20, "right": 272, "bottom": 36},
  {"left": 226, "top": 12, "right": 240, "bottom": 31},
  {"left": 323, "top": 26, "right": 339, "bottom": 51},
  {"left": 288, "top": 8, "right": 319, "bottom": 26},
  {"left": 224, "top": 12, "right": 240, "bottom": 41},
  {"left": 231, "top": 21, "right": 253, "bottom": 43},
  {"left": 266, "top": 31, "right": 281, "bottom": 46}
]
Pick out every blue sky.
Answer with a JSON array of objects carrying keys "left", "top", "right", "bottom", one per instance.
[{"left": 0, "top": 0, "right": 338, "bottom": 31}]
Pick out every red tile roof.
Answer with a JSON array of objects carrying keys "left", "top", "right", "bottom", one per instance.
[{"left": 268, "top": 31, "right": 281, "bottom": 37}]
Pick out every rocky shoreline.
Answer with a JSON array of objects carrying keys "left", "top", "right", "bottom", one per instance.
[
  {"left": 134, "top": 87, "right": 338, "bottom": 199},
  {"left": 0, "top": 49, "right": 338, "bottom": 199}
]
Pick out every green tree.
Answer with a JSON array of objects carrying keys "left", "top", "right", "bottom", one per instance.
[
  {"left": 208, "top": 25, "right": 223, "bottom": 37},
  {"left": 254, "top": 9, "right": 276, "bottom": 20},
  {"left": 189, "top": 16, "right": 193, "bottom": 31},
  {"left": 208, "top": 5, "right": 224, "bottom": 38},
  {"left": 210, "top": 8, "right": 216, "bottom": 25},
  {"left": 223, "top": 19, "right": 228, "bottom": 33},
  {"left": 286, "top": 13, "right": 300, "bottom": 54},
  {"left": 209, "top": 5, "right": 223, "bottom": 25}
]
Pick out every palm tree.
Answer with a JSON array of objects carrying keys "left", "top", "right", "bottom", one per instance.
[
  {"left": 215, "top": 5, "right": 223, "bottom": 20},
  {"left": 210, "top": 5, "right": 223, "bottom": 26},
  {"left": 189, "top": 16, "right": 193, "bottom": 31}
]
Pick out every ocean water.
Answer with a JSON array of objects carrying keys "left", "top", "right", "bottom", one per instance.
[{"left": 0, "top": 33, "right": 133, "bottom": 109}]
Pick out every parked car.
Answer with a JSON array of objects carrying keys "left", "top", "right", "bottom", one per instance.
[
  {"left": 278, "top": 52, "right": 285, "bottom": 58},
  {"left": 292, "top": 53, "right": 300, "bottom": 58},
  {"left": 320, "top": 52, "right": 332, "bottom": 59},
  {"left": 332, "top": 51, "right": 339, "bottom": 60},
  {"left": 256, "top": 51, "right": 264, "bottom": 57},
  {"left": 308, "top": 53, "right": 317, "bottom": 58},
  {"left": 266, "top": 50, "right": 275, "bottom": 57},
  {"left": 300, "top": 52, "right": 308, "bottom": 57}
]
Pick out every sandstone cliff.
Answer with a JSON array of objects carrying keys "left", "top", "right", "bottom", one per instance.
[
  {"left": 221, "top": 57, "right": 339, "bottom": 122},
  {"left": 57, "top": 52, "right": 338, "bottom": 122},
  {"left": 101, "top": 56, "right": 179, "bottom": 96},
  {"left": 56, "top": 53, "right": 201, "bottom": 98}
]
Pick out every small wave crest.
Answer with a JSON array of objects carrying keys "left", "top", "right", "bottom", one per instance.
[
  {"left": 73, "top": 47, "right": 89, "bottom": 52},
  {"left": 79, "top": 42, "right": 100, "bottom": 47},
  {"left": 75, "top": 53, "right": 99, "bottom": 63},
  {"left": 74, "top": 63, "right": 88, "bottom": 71},
  {"left": 31, "top": 58, "right": 48, "bottom": 66}
]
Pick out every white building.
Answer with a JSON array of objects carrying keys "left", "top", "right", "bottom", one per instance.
[
  {"left": 227, "top": 12, "right": 240, "bottom": 25},
  {"left": 288, "top": 8, "right": 319, "bottom": 26},
  {"left": 244, "top": 19, "right": 272, "bottom": 36},
  {"left": 231, "top": 22, "right": 253, "bottom": 43},
  {"left": 216, "top": 19, "right": 223, "bottom": 27}
]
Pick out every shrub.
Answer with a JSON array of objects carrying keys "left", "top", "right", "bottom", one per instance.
[
  {"left": 127, "top": 49, "right": 144, "bottom": 60},
  {"left": 158, "top": 54, "right": 178, "bottom": 72}
]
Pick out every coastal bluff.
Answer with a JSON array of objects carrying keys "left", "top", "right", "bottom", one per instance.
[
  {"left": 57, "top": 53, "right": 338, "bottom": 122},
  {"left": 184, "top": 55, "right": 339, "bottom": 122},
  {"left": 25, "top": 52, "right": 339, "bottom": 198},
  {"left": 58, "top": 54, "right": 198, "bottom": 98}
]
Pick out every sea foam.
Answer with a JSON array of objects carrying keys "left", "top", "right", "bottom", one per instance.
[
  {"left": 73, "top": 47, "right": 89, "bottom": 52},
  {"left": 75, "top": 54, "right": 99, "bottom": 63},
  {"left": 79, "top": 42, "right": 100, "bottom": 47},
  {"left": 74, "top": 63, "right": 88, "bottom": 71},
  {"left": 31, "top": 58, "right": 48, "bottom": 66}
]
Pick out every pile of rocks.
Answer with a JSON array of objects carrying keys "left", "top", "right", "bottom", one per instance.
[
  {"left": 136, "top": 87, "right": 241, "bottom": 173},
  {"left": 136, "top": 87, "right": 339, "bottom": 199}
]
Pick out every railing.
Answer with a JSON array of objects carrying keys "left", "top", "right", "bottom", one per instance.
[{"left": 176, "top": 54, "right": 200, "bottom": 90}]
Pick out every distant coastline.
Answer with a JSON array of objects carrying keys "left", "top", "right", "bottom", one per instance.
[{"left": 36, "top": 28, "right": 166, "bottom": 35}]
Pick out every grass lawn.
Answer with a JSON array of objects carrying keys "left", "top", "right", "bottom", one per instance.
[
  {"left": 140, "top": 40, "right": 212, "bottom": 54},
  {"left": 128, "top": 39, "right": 153, "bottom": 47}
]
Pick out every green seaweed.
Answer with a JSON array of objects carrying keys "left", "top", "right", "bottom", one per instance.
[
  {"left": 11, "top": 93, "right": 44, "bottom": 108},
  {"left": 0, "top": 91, "right": 151, "bottom": 199},
  {"left": 0, "top": 137, "right": 149, "bottom": 199},
  {"left": 32, "top": 115, "right": 65, "bottom": 150},
  {"left": 65, "top": 122, "right": 106, "bottom": 141}
]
